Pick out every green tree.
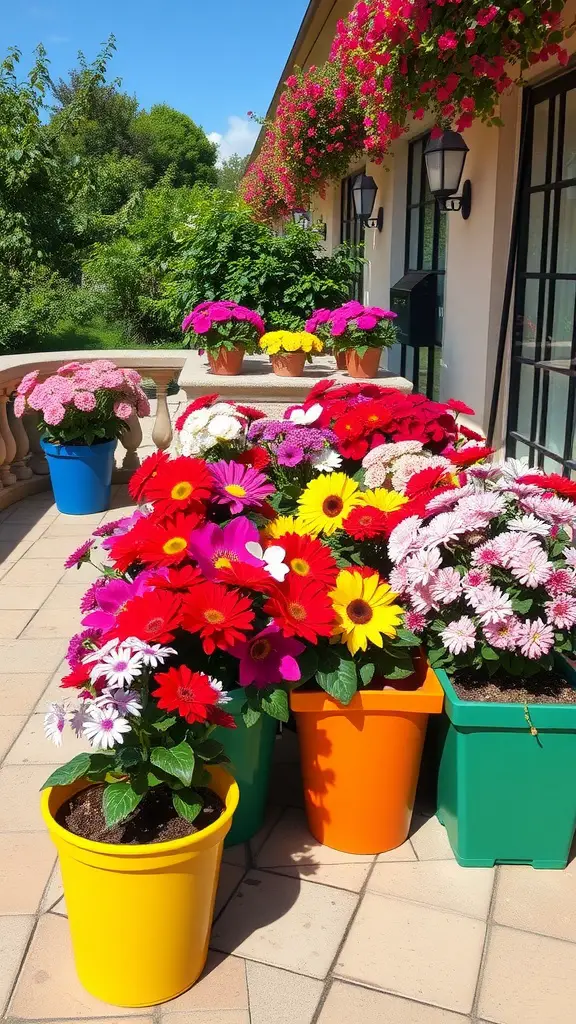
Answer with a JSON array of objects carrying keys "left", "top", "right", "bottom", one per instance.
[
  {"left": 131, "top": 104, "right": 217, "bottom": 188},
  {"left": 217, "top": 153, "right": 249, "bottom": 192}
]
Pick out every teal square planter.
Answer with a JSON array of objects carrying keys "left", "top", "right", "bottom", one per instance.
[{"left": 435, "top": 662, "right": 576, "bottom": 869}]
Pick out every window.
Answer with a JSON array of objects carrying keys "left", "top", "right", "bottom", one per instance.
[
  {"left": 340, "top": 171, "right": 365, "bottom": 301},
  {"left": 507, "top": 71, "right": 576, "bottom": 475},
  {"left": 396, "top": 134, "right": 446, "bottom": 398}
]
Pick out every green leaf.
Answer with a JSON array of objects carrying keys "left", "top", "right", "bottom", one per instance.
[
  {"left": 241, "top": 703, "right": 262, "bottom": 728},
  {"left": 195, "top": 738, "right": 226, "bottom": 762},
  {"left": 396, "top": 628, "right": 421, "bottom": 648},
  {"left": 296, "top": 646, "right": 318, "bottom": 685},
  {"left": 118, "top": 746, "right": 142, "bottom": 769},
  {"left": 102, "top": 781, "right": 143, "bottom": 828},
  {"left": 153, "top": 716, "right": 177, "bottom": 732},
  {"left": 41, "top": 753, "right": 91, "bottom": 791},
  {"left": 261, "top": 687, "right": 289, "bottom": 723},
  {"left": 481, "top": 645, "right": 500, "bottom": 661},
  {"left": 512, "top": 597, "right": 533, "bottom": 614},
  {"left": 150, "top": 742, "right": 195, "bottom": 786},
  {"left": 359, "top": 661, "right": 375, "bottom": 687},
  {"left": 317, "top": 653, "right": 357, "bottom": 705},
  {"left": 173, "top": 788, "right": 204, "bottom": 823},
  {"left": 383, "top": 663, "right": 415, "bottom": 681}
]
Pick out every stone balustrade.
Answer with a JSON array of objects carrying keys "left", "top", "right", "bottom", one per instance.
[{"left": 0, "top": 348, "right": 412, "bottom": 511}]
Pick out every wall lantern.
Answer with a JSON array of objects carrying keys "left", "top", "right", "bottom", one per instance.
[
  {"left": 424, "top": 130, "right": 472, "bottom": 219},
  {"left": 292, "top": 209, "right": 327, "bottom": 240},
  {"left": 351, "top": 173, "right": 384, "bottom": 232}
]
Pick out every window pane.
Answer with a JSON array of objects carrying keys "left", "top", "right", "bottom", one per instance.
[
  {"left": 408, "top": 207, "right": 420, "bottom": 269},
  {"left": 549, "top": 278, "right": 575, "bottom": 364},
  {"left": 422, "top": 204, "right": 434, "bottom": 270},
  {"left": 541, "top": 371, "right": 569, "bottom": 456},
  {"left": 556, "top": 186, "right": 576, "bottom": 273},
  {"left": 410, "top": 140, "right": 422, "bottom": 204},
  {"left": 517, "top": 278, "right": 540, "bottom": 359},
  {"left": 513, "top": 439, "right": 535, "bottom": 466},
  {"left": 543, "top": 454, "right": 564, "bottom": 472},
  {"left": 531, "top": 100, "right": 549, "bottom": 186},
  {"left": 562, "top": 90, "right": 576, "bottom": 180},
  {"left": 516, "top": 362, "right": 536, "bottom": 438},
  {"left": 526, "top": 192, "right": 545, "bottom": 272}
]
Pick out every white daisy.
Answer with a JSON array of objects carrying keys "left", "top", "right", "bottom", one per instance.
[
  {"left": 311, "top": 449, "right": 342, "bottom": 473},
  {"left": 83, "top": 707, "right": 131, "bottom": 750},
  {"left": 97, "top": 687, "right": 143, "bottom": 717},
  {"left": 209, "top": 678, "right": 233, "bottom": 705},
  {"left": 44, "top": 702, "right": 67, "bottom": 747},
  {"left": 507, "top": 514, "right": 549, "bottom": 536},
  {"left": 289, "top": 403, "right": 323, "bottom": 425},
  {"left": 90, "top": 646, "right": 144, "bottom": 687},
  {"left": 124, "top": 638, "right": 176, "bottom": 667},
  {"left": 245, "top": 541, "right": 289, "bottom": 582},
  {"left": 82, "top": 637, "right": 120, "bottom": 665}
]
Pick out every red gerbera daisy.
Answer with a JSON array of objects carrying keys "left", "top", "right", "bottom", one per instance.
[
  {"left": 147, "top": 565, "right": 203, "bottom": 592},
  {"left": 446, "top": 398, "right": 475, "bottom": 416},
  {"left": 137, "top": 511, "right": 204, "bottom": 566},
  {"left": 216, "top": 561, "right": 276, "bottom": 592},
  {"left": 450, "top": 445, "right": 494, "bottom": 467},
  {"left": 235, "top": 404, "right": 266, "bottom": 421},
  {"left": 182, "top": 583, "right": 254, "bottom": 655},
  {"left": 107, "top": 518, "right": 150, "bottom": 572},
  {"left": 459, "top": 424, "right": 485, "bottom": 443},
  {"left": 144, "top": 456, "right": 214, "bottom": 515},
  {"left": 152, "top": 665, "right": 231, "bottom": 725},
  {"left": 264, "top": 576, "right": 334, "bottom": 644},
  {"left": 405, "top": 466, "right": 454, "bottom": 497},
  {"left": 60, "top": 663, "right": 91, "bottom": 690},
  {"left": 237, "top": 446, "right": 271, "bottom": 471},
  {"left": 115, "top": 590, "right": 183, "bottom": 643},
  {"left": 342, "top": 505, "right": 390, "bottom": 540},
  {"left": 519, "top": 473, "right": 576, "bottom": 500},
  {"left": 128, "top": 451, "right": 169, "bottom": 502},
  {"left": 355, "top": 400, "right": 392, "bottom": 433},
  {"left": 273, "top": 533, "right": 339, "bottom": 585},
  {"left": 333, "top": 411, "right": 365, "bottom": 442}
]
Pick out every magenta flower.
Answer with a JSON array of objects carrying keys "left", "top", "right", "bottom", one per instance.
[
  {"left": 210, "top": 460, "right": 274, "bottom": 515},
  {"left": 276, "top": 441, "right": 305, "bottom": 467},
  {"left": 230, "top": 624, "right": 304, "bottom": 689},
  {"left": 356, "top": 314, "right": 379, "bottom": 330},
  {"left": 188, "top": 518, "right": 262, "bottom": 580},
  {"left": 545, "top": 595, "right": 576, "bottom": 629},
  {"left": 64, "top": 540, "right": 93, "bottom": 570},
  {"left": 67, "top": 627, "right": 103, "bottom": 668},
  {"left": 81, "top": 576, "right": 150, "bottom": 632},
  {"left": 80, "top": 579, "right": 108, "bottom": 613}
]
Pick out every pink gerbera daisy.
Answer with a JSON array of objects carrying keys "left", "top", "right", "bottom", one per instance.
[
  {"left": 430, "top": 566, "right": 462, "bottom": 605},
  {"left": 441, "top": 616, "right": 476, "bottom": 655},
  {"left": 545, "top": 595, "right": 576, "bottom": 629},
  {"left": 483, "top": 616, "right": 522, "bottom": 650},
  {"left": 517, "top": 618, "right": 555, "bottom": 659},
  {"left": 210, "top": 460, "right": 274, "bottom": 515}
]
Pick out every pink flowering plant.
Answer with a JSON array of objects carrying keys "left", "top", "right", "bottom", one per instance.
[
  {"left": 388, "top": 459, "right": 576, "bottom": 682},
  {"left": 306, "top": 301, "right": 397, "bottom": 355},
  {"left": 14, "top": 360, "right": 150, "bottom": 446},
  {"left": 181, "top": 301, "right": 265, "bottom": 354}
]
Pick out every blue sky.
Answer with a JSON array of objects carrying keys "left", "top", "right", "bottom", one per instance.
[{"left": 1, "top": 0, "right": 308, "bottom": 160}]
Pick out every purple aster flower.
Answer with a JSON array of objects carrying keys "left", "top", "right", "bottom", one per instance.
[
  {"left": 277, "top": 441, "right": 305, "bottom": 467},
  {"left": 92, "top": 518, "right": 125, "bottom": 538},
  {"left": 210, "top": 460, "right": 275, "bottom": 515},
  {"left": 64, "top": 540, "right": 93, "bottom": 570},
  {"left": 67, "top": 627, "right": 103, "bottom": 669},
  {"left": 80, "top": 579, "right": 108, "bottom": 614}
]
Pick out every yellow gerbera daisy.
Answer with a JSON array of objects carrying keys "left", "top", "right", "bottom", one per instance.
[
  {"left": 358, "top": 488, "right": 408, "bottom": 513},
  {"left": 297, "top": 472, "right": 363, "bottom": 536},
  {"left": 264, "top": 515, "right": 309, "bottom": 539},
  {"left": 330, "top": 569, "right": 404, "bottom": 655}
]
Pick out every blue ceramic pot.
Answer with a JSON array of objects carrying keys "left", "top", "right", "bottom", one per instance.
[{"left": 41, "top": 437, "right": 117, "bottom": 515}]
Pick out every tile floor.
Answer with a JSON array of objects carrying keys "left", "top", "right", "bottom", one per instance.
[{"left": 1, "top": 490, "right": 576, "bottom": 1023}]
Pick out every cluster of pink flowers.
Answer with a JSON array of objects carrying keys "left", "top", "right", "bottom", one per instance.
[
  {"left": 243, "top": 1, "right": 569, "bottom": 220},
  {"left": 306, "top": 301, "right": 397, "bottom": 338},
  {"left": 182, "top": 302, "right": 265, "bottom": 339},
  {"left": 15, "top": 360, "right": 150, "bottom": 440},
  {"left": 388, "top": 459, "right": 576, "bottom": 674}
]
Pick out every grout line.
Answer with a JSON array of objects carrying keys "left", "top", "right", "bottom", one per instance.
[
  {"left": 470, "top": 864, "right": 499, "bottom": 1022},
  {"left": 2, "top": 915, "right": 40, "bottom": 1017}
]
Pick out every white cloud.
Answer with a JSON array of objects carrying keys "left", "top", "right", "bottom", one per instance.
[{"left": 208, "top": 116, "right": 259, "bottom": 166}]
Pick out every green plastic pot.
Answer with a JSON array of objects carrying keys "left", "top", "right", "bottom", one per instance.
[
  {"left": 214, "top": 688, "right": 277, "bottom": 847},
  {"left": 435, "top": 660, "right": 576, "bottom": 869}
]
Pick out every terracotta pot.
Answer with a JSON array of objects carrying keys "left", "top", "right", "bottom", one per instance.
[
  {"left": 345, "top": 347, "right": 382, "bottom": 379},
  {"left": 207, "top": 344, "right": 245, "bottom": 376},
  {"left": 270, "top": 352, "right": 307, "bottom": 377},
  {"left": 335, "top": 350, "right": 348, "bottom": 371}
]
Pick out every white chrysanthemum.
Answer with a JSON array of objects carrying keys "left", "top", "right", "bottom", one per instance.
[
  {"left": 508, "top": 514, "right": 549, "bottom": 536},
  {"left": 207, "top": 414, "right": 243, "bottom": 441},
  {"left": 184, "top": 407, "right": 212, "bottom": 431},
  {"left": 209, "top": 402, "right": 238, "bottom": 417},
  {"left": 311, "top": 449, "right": 342, "bottom": 473},
  {"left": 499, "top": 458, "right": 539, "bottom": 481},
  {"left": 289, "top": 403, "right": 322, "bottom": 425}
]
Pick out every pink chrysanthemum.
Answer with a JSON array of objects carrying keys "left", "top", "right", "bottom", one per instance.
[
  {"left": 441, "top": 616, "right": 477, "bottom": 655},
  {"left": 388, "top": 564, "right": 409, "bottom": 594},
  {"left": 388, "top": 516, "right": 422, "bottom": 563},
  {"left": 462, "top": 567, "right": 490, "bottom": 590},
  {"left": 73, "top": 391, "right": 97, "bottom": 412},
  {"left": 419, "top": 511, "right": 468, "bottom": 548},
  {"left": 405, "top": 609, "right": 426, "bottom": 633},
  {"left": 545, "top": 595, "right": 576, "bottom": 629},
  {"left": 509, "top": 545, "right": 552, "bottom": 588},
  {"left": 483, "top": 616, "right": 522, "bottom": 650},
  {"left": 546, "top": 568, "right": 575, "bottom": 597},
  {"left": 430, "top": 566, "right": 462, "bottom": 605},
  {"left": 406, "top": 546, "right": 442, "bottom": 587},
  {"left": 517, "top": 617, "right": 555, "bottom": 659},
  {"left": 409, "top": 582, "right": 438, "bottom": 614},
  {"left": 564, "top": 547, "right": 576, "bottom": 569},
  {"left": 210, "top": 460, "right": 275, "bottom": 515},
  {"left": 64, "top": 540, "right": 93, "bottom": 570},
  {"left": 466, "top": 584, "right": 513, "bottom": 624}
]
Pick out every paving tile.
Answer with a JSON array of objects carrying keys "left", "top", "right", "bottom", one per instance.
[
  {"left": 368, "top": 860, "right": 494, "bottom": 919},
  {"left": 223, "top": 843, "right": 249, "bottom": 868},
  {"left": 211, "top": 869, "right": 357, "bottom": 979},
  {"left": 0, "top": 522, "right": 48, "bottom": 542},
  {"left": 161, "top": 1013, "right": 249, "bottom": 1023},
  {"left": 0, "top": 674, "right": 51, "bottom": 716},
  {"left": 318, "top": 981, "right": 468, "bottom": 1024},
  {"left": 376, "top": 840, "right": 417, "bottom": 862},
  {"left": 160, "top": 950, "right": 248, "bottom": 1014},
  {"left": 36, "top": 582, "right": 90, "bottom": 612},
  {"left": 0, "top": 538, "right": 37, "bottom": 564},
  {"left": 0, "top": 833, "right": 56, "bottom": 915},
  {"left": 494, "top": 861, "right": 576, "bottom": 943},
  {"left": 478, "top": 924, "right": 576, "bottom": 1024},
  {"left": 0, "top": 716, "right": 27, "bottom": 762},
  {"left": 59, "top": 559, "right": 102, "bottom": 584},
  {"left": 409, "top": 813, "right": 457, "bottom": 861},
  {"left": 256, "top": 808, "right": 374, "bottom": 892},
  {"left": 249, "top": 804, "right": 283, "bottom": 858},
  {"left": 246, "top": 961, "right": 322, "bottom": 1024},
  {"left": 23, "top": 1019, "right": 154, "bottom": 1024},
  {"left": 8, "top": 914, "right": 143, "bottom": 1018},
  {"left": 23, "top": 536, "right": 92, "bottom": 561},
  {"left": 0, "top": 638, "right": 67, "bottom": 674},
  {"left": 21, "top": 603, "right": 83, "bottom": 638},
  {"left": 34, "top": 661, "right": 68, "bottom": 708},
  {"left": 39, "top": 860, "right": 64, "bottom": 913},
  {"left": 0, "top": 585, "right": 56, "bottom": 610},
  {"left": 1, "top": 559, "right": 65, "bottom": 586},
  {"left": 0, "top": 765, "right": 55, "bottom": 831},
  {"left": 0, "top": 915, "right": 35, "bottom": 1015},
  {"left": 42, "top": 518, "right": 107, "bottom": 537},
  {"left": 5, "top": 713, "right": 91, "bottom": 765},
  {"left": 215, "top": 864, "right": 245, "bottom": 917},
  {"left": 335, "top": 892, "right": 485, "bottom": 1014},
  {"left": 0, "top": 609, "right": 35, "bottom": 638}
]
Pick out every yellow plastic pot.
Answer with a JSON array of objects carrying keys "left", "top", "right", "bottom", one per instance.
[{"left": 41, "top": 766, "right": 239, "bottom": 1007}]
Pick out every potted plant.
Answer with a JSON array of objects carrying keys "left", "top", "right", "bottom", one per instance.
[
  {"left": 14, "top": 360, "right": 150, "bottom": 515},
  {"left": 306, "top": 302, "right": 398, "bottom": 378},
  {"left": 181, "top": 301, "right": 264, "bottom": 375},
  {"left": 389, "top": 461, "right": 576, "bottom": 868},
  {"left": 41, "top": 637, "right": 239, "bottom": 1006},
  {"left": 259, "top": 329, "right": 323, "bottom": 377}
]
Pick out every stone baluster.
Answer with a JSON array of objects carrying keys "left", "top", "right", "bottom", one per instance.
[
  {"left": 120, "top": 411, "right": 143, "bottom": 471},
  {"left": 7, "top": 391, "right": 32, "bottom": 480},
  {"left": 22, "top": 410, "right": 50, "bottom": 476},
  {"left": 150, "top": 370, "right": 174, "bottom": 452},
  {"left": 0, "top": 390, "right": 17, "bottom": 486}
]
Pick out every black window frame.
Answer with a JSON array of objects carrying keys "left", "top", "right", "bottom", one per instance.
[{"left": 340, "top": 170, "right": 366, "bottom": 301}]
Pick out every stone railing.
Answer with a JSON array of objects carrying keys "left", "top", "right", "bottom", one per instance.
[{"left": 0, "top": 348, "right": 413, "bottom": 510}]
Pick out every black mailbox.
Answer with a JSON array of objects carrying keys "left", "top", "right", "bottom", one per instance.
[{"left": 390, "top": 271, "right": 437, "bottom": 348}]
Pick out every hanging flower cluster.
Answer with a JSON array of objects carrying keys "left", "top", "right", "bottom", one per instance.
[{"left": 242, "top": 0, "right": 571, "bottom": 219}]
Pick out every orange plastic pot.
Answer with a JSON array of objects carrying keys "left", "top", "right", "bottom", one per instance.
[
  {"left": 270, "top": 352, "right": 307, "bottom": 377},
  {"left": 346, "top": 347, "right": 381, "bottom": 379},
  {"left": 290, "top": 662, "right": 444, "bottom": 855},
  {"left": 207, "top": 344, "right": 245, "bottom": 376}
]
